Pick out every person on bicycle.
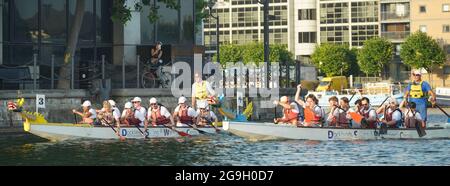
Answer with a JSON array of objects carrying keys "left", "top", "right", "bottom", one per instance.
[
  {"left": 191, "top": 72, "right": 216, "bottom": 109},
  {"left": 150, "top": 41, "right": 163, "bottom": 65}
]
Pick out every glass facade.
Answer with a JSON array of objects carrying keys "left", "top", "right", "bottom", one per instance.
[
  {"left": 319, "top": 0, "right": 379, "bottom": 47},
  {"left": 204, "top": 1, "right": 289, "bottom": 51},
  {"left": 1, "top": 0, "right": 196, "bottom": 90},
  {"left": 320, "top": 3, "right": 349, "bottom": 24}
]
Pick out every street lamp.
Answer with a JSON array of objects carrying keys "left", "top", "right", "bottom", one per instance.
[
  {"left": 208, "top": 0, "right": 219, "bottom": 64},
  {"left": 258, "top": 0, "right": 270, "bottom": 88}
]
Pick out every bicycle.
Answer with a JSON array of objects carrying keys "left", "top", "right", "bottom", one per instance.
[{"left": 141, "top": 60, "right": 173, "bottom": 88}]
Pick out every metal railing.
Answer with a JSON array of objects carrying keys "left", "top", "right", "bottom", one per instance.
[
  {"left": 1, "top": 53, "right": 302, "bottom": 90},
  {"left": 380, "top": 11, "right": 410, "bottom": 21},
  {"left": 381, "top": 31, "right": 410, "bottom": 40}
]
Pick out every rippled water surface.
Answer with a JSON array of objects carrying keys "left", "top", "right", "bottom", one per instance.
[{"left": 1, "top": 114, "right": 449, "bottom": 166}]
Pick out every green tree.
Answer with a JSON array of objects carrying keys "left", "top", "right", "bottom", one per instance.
[
  {"left": 400, "top": 31, "right": 446, "bottom": 72},
  {"left": 213, "top": 44, "right": 244, "bottom": 64},
  {"left": 213, "top": 43, "right": 294, "bottom": 66},
  {"left": 311, "top": 43, "right": 351, "bottom": 77},
  {"left": 357, "top": 37, "right": 393, "bottom": 77}
]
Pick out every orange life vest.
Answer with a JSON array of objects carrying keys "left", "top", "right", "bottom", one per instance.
[
  {"left": 304, "top": 105, "right": 322, "bottom": 124},
  {"left": 281, "top": 106, "right": 298, "bottom": 123}
]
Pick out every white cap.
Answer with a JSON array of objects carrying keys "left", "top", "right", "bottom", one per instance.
[
  {"left": 124, "top": 102, "right": 132, "bottom": 109},
  {"left": 149, "top": 97, "right": 157, "bottom": 104},
  {"left": 178, "top": 96, "right": 187, "bottom": 104},
  {"left": 197, "top": 101, "right": 207, "bottom": 109},
  {"left": 132, "top": 97, "right": 142, "bottom": 102},
  {"left": 412, "top": 69, "right": 422, "bottom": 76},
  {"left": 82, "top": 100, "right": 91, "bottom": 107},
  {"left": 389, "top": 97, "right": 398, "bottom": 105},
  {"left": 108, "top": 100, "right": 116, "bottom": 106}
]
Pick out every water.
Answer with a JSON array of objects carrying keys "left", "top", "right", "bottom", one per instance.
[{"left": 1, "top": 114, "right": 449, "bottom": 166}]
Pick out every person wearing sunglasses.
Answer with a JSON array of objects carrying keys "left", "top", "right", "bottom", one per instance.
[
  {"left": 146, "top": 97, "right": 174, "bottom": 128},
  {"left": 376, "top": 98, "right": 403, "bottom": 128},
  {"left": 196, "top": 101, "right": 218, "bottom": 127},
  {"left": 401, "top": 69, "right": 436, "bottom": 127},
  {"left": 131, "top": 97, "right": 146, "bottom": 127},
  {"left": 360, "top": 97, "right": 377, "bottom": 128}
]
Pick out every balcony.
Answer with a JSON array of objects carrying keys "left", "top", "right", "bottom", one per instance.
[
  {"left": 381, "top": 11, "right": 409, "bottom": 21},
  {"left": 381, "top": 31, "right": 410, "bottom": 40}
]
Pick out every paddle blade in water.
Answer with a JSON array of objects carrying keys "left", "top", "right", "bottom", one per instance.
[{"left": 178, "top": 131, "right": 191, "bottom": 137}]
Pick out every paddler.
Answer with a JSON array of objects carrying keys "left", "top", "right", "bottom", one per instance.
[
  {"left": 72, "top": 100, "right": 96, "bottom": 125},
  {"left": 401, "top": 69, "right": 436, "bottom": 127},
  {"left": 196, "top": 101, "right": 218, "bottom": 127},
  {"left": 145, "top": 97, "right": 175, "bottom": 129},
  {"left": 295, "top": 94, "right": 325, "bottom": 127},
  {"left": 376, "top": 97, "right": 403, "bottom": 128},
  {"left": 173, "top": 96, "right": 197, "bottom": 127},
  {"left": 273, "top": 96, "right": 299, "bottom": 125}
]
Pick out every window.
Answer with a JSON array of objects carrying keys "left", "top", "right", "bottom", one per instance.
[
  {"left": 298, "top": 32, "right": 316, "bottom": 43},
  {"left": 443, "top": 4, "right": 450, "bottom": 12},
  {"left": 298, "top": 9, "right": 316, "bottom": 20},
  {"left": 419, "top": 25, "right": 427, "bottom": 32},
  {"left": 444, "top": 25, "right": 450, "bottom": 33},
  {"left": 420, "top": 5, "right": 426, "bottom": 13},
  {"left": 444, "top": 66, "right": 450, "bottom": 75}
]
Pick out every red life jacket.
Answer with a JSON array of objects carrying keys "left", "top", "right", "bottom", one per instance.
[
  {"left": 178, "top": 106, "right": 193, "bottom": 124},
  {"left": 151, "top": 107, "right": 170, "bottom": 125},
  {"left": 362, "top": 108, "right": 377, "bottom": 128}
]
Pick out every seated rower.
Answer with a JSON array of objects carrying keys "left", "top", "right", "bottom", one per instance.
[
  {"left": 196, "top": 101, "right": 218, "bottom": 127},
  {"left": 97, "top": 100, "right": 115, "bottom": 127},
  {"left": 347, "top": 99, "right": 363, "bottom": 128},
  {"left": 173, "top": 96, "right": 197, "bottom": 127},
  {"left": 273, "top": 96, "right": 299, "bottom": 125},
  {"left": 145, "top": 98, "right": 175, "bottom": 129},
  {"left": 326, "top": 96, "right": 340, "bottom": 127},
  {"left": 401, "top": 101, "right": 425, "bottom": 128},
  {"left": 327, "top": 97, "right": 351, "bottom": 128},
  {"left": 120, "top": 102, "right": 142, "bottom": 126},
  {"left": 359, "top": 97, "right": 377, "bottom": 128},
  {"left": 338, "top": 97, "right": 352, "bottom": 128},
  {"left": 296, "top": 94, "right": 325, "bottom": 127},
  {"left": 72, "top": 100, "right": 96, "bottom": 125},
  {"left": 376, "top": 98, "right": 403, "bottom": 128}
]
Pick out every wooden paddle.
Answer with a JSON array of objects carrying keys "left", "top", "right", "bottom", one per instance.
[
  {"left": 434, "top": 104, "right": 450, "bottom": 118},
  {"left": 349, "top": 91, "right": 357, "bottom": 102},
  {"left": 162, "top": 124, "right": 192, "bottom": 137},
  {"left": 184, "top": 123, "right": 209, "bottom": 134},
  {"left": 73, "top": 113, "right": 78, "bottom": 124},
  {"left": 134, "top": 125, "right": 148, "bottom": 139},
  {"left": 102, "top": 118, "right": 126, "bottom": 141}
]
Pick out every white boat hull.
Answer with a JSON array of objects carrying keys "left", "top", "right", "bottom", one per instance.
[
  {"left": 436, "top": 87, "right": 450, "bottom": 106},
  {"left": 222, "top": 121, "right": 450, "bottom": 141},
  {"left": 29, "top": 123, "right": 220, "bottom": 141}
]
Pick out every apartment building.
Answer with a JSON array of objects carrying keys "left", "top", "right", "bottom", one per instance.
[
  {"left": 203, "top": 0, "right": 294, "bottom": 57},
  {"left": 410, "top": 0, "right": 450, "bottom": 87},
  {"left": 380, "top": 0, "right": 411, "bottom": 81}
]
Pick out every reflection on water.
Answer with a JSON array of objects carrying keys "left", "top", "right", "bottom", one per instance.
[{"left": 0, "top": 114, "right": 448, "bottom": 166}]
